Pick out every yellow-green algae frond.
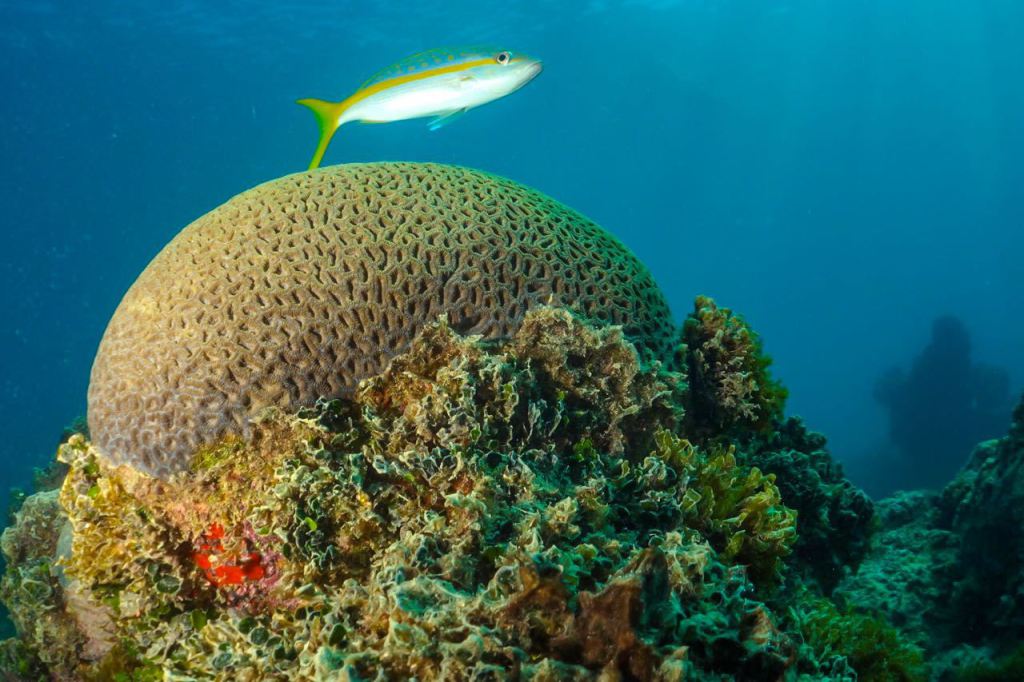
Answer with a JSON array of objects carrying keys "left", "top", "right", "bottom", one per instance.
[
  {"left": 0, "top": 305, "right": 857, "bottom": 680},
  {"left": 681, "top": 295, "right": 789, "bottom": 437}
]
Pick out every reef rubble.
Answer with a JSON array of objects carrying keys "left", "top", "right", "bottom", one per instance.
[{"left": 0, "top": 303, "right": 919, "bottom": 681}]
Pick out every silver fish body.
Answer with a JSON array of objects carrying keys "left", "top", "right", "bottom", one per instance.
[{"left": 298, "top": 47, "right": 542, "bottom": 168}]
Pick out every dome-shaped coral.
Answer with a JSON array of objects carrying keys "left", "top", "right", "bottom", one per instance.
[{"left": 88, "top": 163, "right": 674, "bottom": 477}]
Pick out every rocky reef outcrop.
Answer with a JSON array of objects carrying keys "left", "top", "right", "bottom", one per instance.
[
  {"left": 837, "top": 394, "right": 1024, "bottom": 680},
  {"left": 0, "top": 304, "right": 906, "bottom": 681}
]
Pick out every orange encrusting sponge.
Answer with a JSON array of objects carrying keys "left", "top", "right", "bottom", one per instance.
[{"left": 192, "top": 522, "right": 265, "bottom": 586}]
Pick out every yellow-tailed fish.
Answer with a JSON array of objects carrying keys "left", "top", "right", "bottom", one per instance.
[{"left": 297, "top": 46, "right": 543, "bottom": 169}]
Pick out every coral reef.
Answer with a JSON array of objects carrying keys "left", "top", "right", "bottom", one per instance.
[
  {"left": 837, "top": 393, "right": 1024, "bottom": 680},
  {"left": 789, "top": 595, "right": 926, "bottom": 682},
  {"left": 953, "top": 645, "right": 1024, "bottom": 682},
  {"left": 679, "top": 297, "right": 873, "bottom": 592},
  {"left": 744, "top": 418, "right": 875, "bottom": 593},
  {"left": 0, "top": 489, "right": 81, "bottom": 678},
  {"left": 1, "top": 305, "right": 893, "bottom": 681},
  {"left": 833, "top": 491, "right": 958, "bottom": 650},
  {"left": 938, "top": 394, "right": 1024, "bottom": 645},
  {"left": 88, "top": 163, "right": 675, "bottom": 478},
  {"left": 680, "top": 295, "right": 788, "bottom": 438}
]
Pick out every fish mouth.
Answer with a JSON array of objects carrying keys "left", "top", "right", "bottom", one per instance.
[{"left": 526, "top": 61, "right": 543, "bottom": 79}]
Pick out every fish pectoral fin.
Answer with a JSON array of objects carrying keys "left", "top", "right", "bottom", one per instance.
[{"left": 427, "top": 108, "right": 468, "bottom": 131}]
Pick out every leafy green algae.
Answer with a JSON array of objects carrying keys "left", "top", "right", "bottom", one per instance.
[
  {"left": 681, "top": 295, "right": 789, "bottom": 437},
  {"left": 0, "top": 303, "right": 904, "bottom": 680},
  {"left": 793, "top": 597, "right": 926, "bottom": 682},
  {"left": 650, "top": 431, "right": 796, "bottom": 589},
  {"left": 954, "top": 645, "right": 1024, "bottom": 682}
]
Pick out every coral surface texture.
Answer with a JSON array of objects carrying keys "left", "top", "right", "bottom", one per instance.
[
  {"left": 3, "top": 166, "right": 948, "bottom": 681},
  {"left": 88, "top": 163, "right": 674, "bottom": 477}
]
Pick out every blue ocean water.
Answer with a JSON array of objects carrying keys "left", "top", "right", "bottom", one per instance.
[{"left": 1, "top": 0, "right": 1021, "bottom": 502}]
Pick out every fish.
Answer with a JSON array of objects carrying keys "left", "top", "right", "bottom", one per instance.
[{"left": 297, "top": 46, "right": 543, "bottom": 169}]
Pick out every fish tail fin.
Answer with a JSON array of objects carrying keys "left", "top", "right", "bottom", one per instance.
[{"left": 296, "top": 97, "right": 346, "bottom": 170}]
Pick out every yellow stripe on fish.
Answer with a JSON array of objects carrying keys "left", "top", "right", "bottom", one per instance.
[
  {"left": 357, "top": 45, "right": 504, "bottom": 89},
  {"left": 297, "top": 46, "right": 543, "bottom": 169}
]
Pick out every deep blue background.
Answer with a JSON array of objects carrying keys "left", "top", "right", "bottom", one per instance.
[{"left": 1, "top": 1, "right": 1022, "bottom": 500}]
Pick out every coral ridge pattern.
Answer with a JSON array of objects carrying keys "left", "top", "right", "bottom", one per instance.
[
  {"left": 6, "top": 164, "right": 995, "bottom": 680},
  {"left": 87, "top": 163, "right": 674, "bottom": 478}
]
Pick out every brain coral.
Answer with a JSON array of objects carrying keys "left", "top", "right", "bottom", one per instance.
[{"left": 88, "top": 162, "right": 674, "bottom": 477}]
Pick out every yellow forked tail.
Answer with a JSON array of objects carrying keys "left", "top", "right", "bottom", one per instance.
[{"left": 296, "top": 97, "right": 346, "bottom": 169}]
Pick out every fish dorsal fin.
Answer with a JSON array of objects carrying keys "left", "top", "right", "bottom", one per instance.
[{"left": 427, "top": 108, "right": 468, "bottom": 131}]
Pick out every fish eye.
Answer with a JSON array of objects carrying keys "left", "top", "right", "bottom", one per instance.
[{"left": 495, "top": 51, "right": 511, "bottom": 65}]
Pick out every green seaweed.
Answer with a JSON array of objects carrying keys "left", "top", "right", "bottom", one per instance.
[
  {"left": 681, "top": 295, "right": 788, "bottom": 437},
  {"left": 86, "top": 641, "right": 163, "bottom": 682},
  {"left": 954, "top": 645, "right": 1024, "bottom": 682},
  {"left": 650, "top": 430, "right": 797, "bottom": 588},
  {"left": 188, "top": 435, "right": 248, "bottom": 473},
  {"left": 0, "top": 636, "right": 48, "bottom": 681},
  {"left": 744, "top": 418, "right": 875, "bottom": 592},
  {"left": 794, "top": 597, "right": 926, "bottom": 682},
  {"left": 0, "top": 305, "right": 868, "bottom": 680}
]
